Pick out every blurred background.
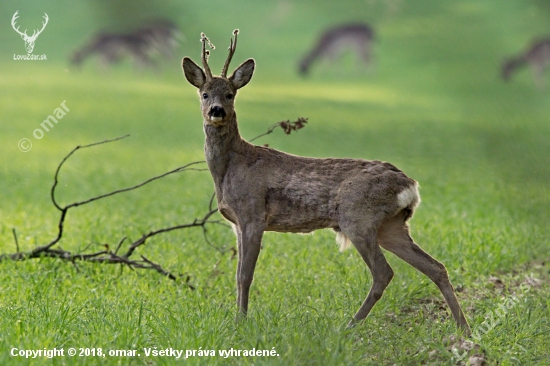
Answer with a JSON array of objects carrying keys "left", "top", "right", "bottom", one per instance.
[
  {"left": 1, "top": 2, "right": 549, "bottom": 363},
  {"left": 0, "top": 0, "right": 549, "bottom": 270}
]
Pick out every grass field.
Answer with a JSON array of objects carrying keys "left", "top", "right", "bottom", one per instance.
[{"left": 1, "top": 0, "right": 549, "bottom": 365}]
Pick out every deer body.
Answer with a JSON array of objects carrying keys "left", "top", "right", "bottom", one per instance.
[
  {"left": 208, "top": 123, "right": 415, "bottom": 233},
  {"left": 71, "top": 20, "right": 180, "bottom": 69},
  {"left": 299, "top": 23, "right": 374, "bottom": 75},
  {"left": 71, "top": 33, "right": 154, "bottom": 68},
  {"left": 182, "top": 31, "right": 470, "bottom": 334}
]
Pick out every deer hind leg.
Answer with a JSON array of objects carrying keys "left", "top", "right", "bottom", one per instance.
[
  {"left": 357, "top": 41, "right": 371, "bottom": 65},
  {"left": 343, "top": 223, "right": 394, "bottom": 327},
  {"left": 532, "top": 65, "right": 547, "bottom": 90},
  {"left": 234, "top": 222, "right": 264, "bottom": 318},
  {"left": 378, "top": 214, "right": 471, "bottom": 335}
]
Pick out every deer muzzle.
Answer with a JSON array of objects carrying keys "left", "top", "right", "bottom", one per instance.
[{"left": 209, "top": 106, "right": 226, "bottom": 122}]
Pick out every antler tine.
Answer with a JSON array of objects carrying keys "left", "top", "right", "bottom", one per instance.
[
  {"left": 26, "top": 13, "right": 48, "bottom": 39},
  {"left": 37, "top": 13, "right": 49, "bottom": 34},
  {"left": 11, "top": 11, "right": 27, "bottom": 37},
  {"left": 200, "top": 32, "right": 214, "bottom": 80},
  {"left": 11, "top": 11, "right": 19, "bottom": 25},
  {"left": 221, "top": 29, "right": 239, "bottom": 77}
]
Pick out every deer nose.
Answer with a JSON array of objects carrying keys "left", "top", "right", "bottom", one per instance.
[{"left": 209, "top": 106, "right": 226, "bottom": 118}]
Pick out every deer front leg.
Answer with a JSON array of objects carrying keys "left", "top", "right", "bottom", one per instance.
[{"left": 235, "top": 222, "right": 265, "bottom": 318}]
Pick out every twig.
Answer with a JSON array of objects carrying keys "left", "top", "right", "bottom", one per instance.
[
  {"left": 121, "top": 206, "right": 220, "bottom": 259},
  {"left": 63, "top": 161, "right": 206, "bottom": 210},
  {"left": 32, "top": 135, "right": 207, "bottom": 256},
  {"left": 12, "top": 228, "right": 19, "bottom": 253},
  {"left": 50, "top": 134, "right": 130, "bottom": 211},
  {"left": 249, "top": 117, "right": 308, "bottom": 142},
  {"left": 114, "top": 237, "right": 127, "bottom": 255}
]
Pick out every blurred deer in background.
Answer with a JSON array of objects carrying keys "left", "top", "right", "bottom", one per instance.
[
  {"left": 71, "top": 33, "right": 154, "bottom": 69},
  {"left": 11, "top": 11, "right": 49, "bottom": 54},
  {"left": 71, "top": 20, "right": 180, "bottom": 69},
  {"left": 181, "top": 30, "right": 471, "bottom": 334},
  {"left": 299, "top": 23, "right": 374, "bottom": 76},
  {"left": 134, "top": 19, "right": 182, "bottom": 58},
  {"left": 502, "top": 38, "right": 550, "bottom": 89}
]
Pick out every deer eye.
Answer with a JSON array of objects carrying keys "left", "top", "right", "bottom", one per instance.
[
  {"left": 202, "top": 93, "right": 208, "bottom": 99},
  {"left": 226, "top": 93, "right": 233, "bottom": 100}
]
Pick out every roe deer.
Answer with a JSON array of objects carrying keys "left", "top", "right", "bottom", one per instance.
[
  {"left": 502, "top": 38, "right": 550, "bottom": 89},
  {"left": 182, "top": 30, "right": 470, "bottom": 334},
  {"left": 134, "top": 19, "right": 181, "bottom": 58},
  {"left": 71, "top": 20, "right": 180, "bottom": 69},
  {"left": 299, "top": 23, "right": 374, "bottom": 75},
  {"left": 71, "top": 33, "right": 155, "bottom": 69}
]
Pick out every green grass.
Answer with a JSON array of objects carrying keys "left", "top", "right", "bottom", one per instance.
[{"left": 1, "top": 0, "right": 549, "bottom": 365}]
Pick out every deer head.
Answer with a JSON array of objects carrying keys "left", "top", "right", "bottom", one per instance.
[
  {"left": 11, "top": 11, "right": 49, "bottom": 54},
  {"left": 182, "top": 30, "right": 255, "bottom": 127}
]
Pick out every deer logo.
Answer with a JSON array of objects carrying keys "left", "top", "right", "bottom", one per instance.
[{"left": 11, "top": 11, "right": 49, "bottom": 54}]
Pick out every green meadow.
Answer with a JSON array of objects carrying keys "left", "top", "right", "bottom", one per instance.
[{"left": 0, "top": 0, "right": 549, "bottom": 364}]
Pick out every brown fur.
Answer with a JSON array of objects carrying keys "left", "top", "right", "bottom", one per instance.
[{"left": 182, "top": 30, "right": 471, "bottom": 334}]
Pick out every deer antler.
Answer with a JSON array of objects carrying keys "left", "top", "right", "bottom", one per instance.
[
  {"left": 11, "top": 11, "right": 28, "bottom": 38},
  {"left": 221, "top": 29, "right": 239, "bottom": 77},
  {"left": 31, "top": 13, "right": 49, "bottom": 39},
  {"left": 200, "top": 32, "right": 215, "bottom": 80}
]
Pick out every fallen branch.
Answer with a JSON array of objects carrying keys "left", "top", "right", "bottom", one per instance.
[{"left": 1, "top": 135, "right": 211, "bottom": 285}]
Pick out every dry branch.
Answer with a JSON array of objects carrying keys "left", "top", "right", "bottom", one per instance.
[
  {"left": 1, "top": 135, "right": 212, "bottom": 285},
  {"left": 249, "top": 117, "right": 308, "bottom": 142}
]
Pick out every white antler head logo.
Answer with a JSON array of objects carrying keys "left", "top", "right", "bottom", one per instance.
[{"left": 11, "top": 11, "right": 49, "bottom": 54}]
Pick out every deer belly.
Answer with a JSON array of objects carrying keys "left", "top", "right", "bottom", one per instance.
[
  {"left": 265, "top": 217, "right": 335, "bottom": 233},
  {"left": 264, "top": 188, "right": 336, "bottom": 233}
]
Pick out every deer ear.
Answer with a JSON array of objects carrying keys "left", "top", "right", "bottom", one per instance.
[
  {"left": 182, "top": 57, "right": 206, "bottom": 88},
  {"left": 229, "top": 59, "right": 255, "bottom": 90}
]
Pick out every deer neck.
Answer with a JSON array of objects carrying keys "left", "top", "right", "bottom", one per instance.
[{"left": 203, "top": 113, "right": 243, "bottom": 188}]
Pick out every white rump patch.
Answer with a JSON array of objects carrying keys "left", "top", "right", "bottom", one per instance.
[
  {"left": 336, "top": 183, "right": 419, "bottom": 252},
  {"left": 396, "top": 183, "right": 421, "bottom": 211},
  {"left": 336, "top": 232, "right": 352, "bottom": 252}
]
